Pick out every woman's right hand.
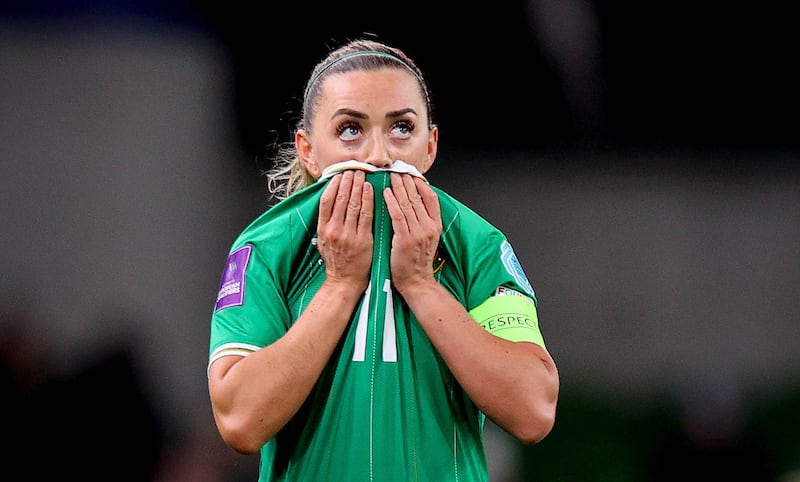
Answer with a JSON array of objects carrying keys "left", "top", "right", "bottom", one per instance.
[
  {"left": 316, "top": 170, "right": 374, "bottom": 291},
  {"left": 209, "top": 170, "right": 376, "bottom": 455}
]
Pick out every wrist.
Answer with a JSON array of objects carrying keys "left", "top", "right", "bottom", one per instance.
[
  {"left": 319, "top": 277, "right": 368, "bottom": 305},
  {"left": 393, "top": 276, "right": 441, "bottom": 299}
]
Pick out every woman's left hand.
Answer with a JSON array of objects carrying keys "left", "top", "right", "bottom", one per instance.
[{"left": 383, "top": 173, "right": 442, "bottom": 294}]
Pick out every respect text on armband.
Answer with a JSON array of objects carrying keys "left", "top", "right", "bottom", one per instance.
[{"left": 480, "top": 314, "right": 536, "bottom": 332}]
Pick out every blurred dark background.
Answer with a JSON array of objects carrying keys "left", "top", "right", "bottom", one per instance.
[{"left": 1, "top": 1, "right": 798, "bottom": 481}]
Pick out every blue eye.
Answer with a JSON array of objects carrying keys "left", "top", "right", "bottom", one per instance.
[
  {"left": 391, "top": 121, "right": 414, "bottom": 138},
  {"left": 337, "top": 122, "right": 361, "bottom": 141}
]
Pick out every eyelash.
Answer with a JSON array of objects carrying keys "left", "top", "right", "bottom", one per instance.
[
  {"left": 335, "top": 120, "right": 416, "bottom": 138},
  {"left": 395, "top": 120, "right": 415, "bottom": 135},
  {"left": 335, "top": 122, "right": 360, "bottom": 137}
]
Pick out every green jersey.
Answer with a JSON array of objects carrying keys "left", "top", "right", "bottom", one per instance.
[{"left": 209, "top": 163, "right": 545, "bottom": 482}]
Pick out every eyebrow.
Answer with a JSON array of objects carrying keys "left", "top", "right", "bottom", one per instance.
[
  {"left": 331, "top": 108, "right": 366, "bottom": 120},
  {"left": 330, "top": 107, "right": 418, "bottom": 120}
]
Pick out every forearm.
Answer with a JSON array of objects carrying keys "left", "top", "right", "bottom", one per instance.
[
  {"left": 209, "top": 280, "right": 363, "bottom": 453},
  {"left": 399, "top": 281, "right": 559, "bottom": 443}
]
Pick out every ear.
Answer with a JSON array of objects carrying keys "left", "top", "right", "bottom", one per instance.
[
  {"left": 296, "top": 129, "right": 321, "bottom": 179},
  {"left": 421, "top": 125, "right": 439, "bottom": 174}
]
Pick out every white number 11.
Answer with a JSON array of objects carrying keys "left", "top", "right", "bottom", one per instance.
[{"left": 352, "top": 279, "right": 397, "bottom": 362}]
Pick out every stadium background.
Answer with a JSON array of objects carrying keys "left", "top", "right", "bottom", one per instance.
[{"left": 1, "top": 2, "right": 798, "bottom": 480}]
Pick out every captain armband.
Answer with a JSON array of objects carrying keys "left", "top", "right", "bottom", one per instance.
[{"left": 469, "top": 293, "right": 545, "bottom": 348}]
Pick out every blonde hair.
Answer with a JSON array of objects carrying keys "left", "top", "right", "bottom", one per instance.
[{"left": 265, "top": 39, "right": 432, "bottom": 200}]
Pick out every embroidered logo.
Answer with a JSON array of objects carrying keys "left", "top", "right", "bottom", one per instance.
[
  {"left": 500, "top": 241, "right": 535, "bottom": 298},
  {"left": 215, "top": 245, "right": 252, "bottom": 311}
]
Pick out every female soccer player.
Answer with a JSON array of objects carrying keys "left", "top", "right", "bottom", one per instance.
[{"left": 207, "top": 38, "right": 559, "bottom": 482}]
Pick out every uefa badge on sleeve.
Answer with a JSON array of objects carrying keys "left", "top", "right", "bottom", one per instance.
[{"left": 215, "top": 245, "right": 252, "bottom": 311}]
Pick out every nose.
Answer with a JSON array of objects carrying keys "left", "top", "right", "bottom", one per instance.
[{"left": 363, "top": 133, "right": 392, "bottom": 169}]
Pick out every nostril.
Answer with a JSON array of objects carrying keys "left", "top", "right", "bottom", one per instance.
[{"left": 365, "top": 158, "right": 392, "bottom": 168}]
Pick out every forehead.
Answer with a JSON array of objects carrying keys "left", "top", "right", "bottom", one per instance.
[{"left": 318, "top": 68, "right": 426, "bottom": 112}]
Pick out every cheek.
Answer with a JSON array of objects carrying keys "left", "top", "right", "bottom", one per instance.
[
  {"left": 402, "top": 138, "right": 431, "bottom": 157},
  {"left": 314, "top": 139, "right": 360, "bottom": 166}
]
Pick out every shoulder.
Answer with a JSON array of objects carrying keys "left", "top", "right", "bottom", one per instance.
[
  {"left": 228, "top": 181, "right": 326, "bottom": 254},
  {"left": 430, "top": 185, "right": 503, "bottom": 237}
]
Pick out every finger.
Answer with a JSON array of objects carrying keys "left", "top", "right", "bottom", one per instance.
[
  {"left": 392, "top": 173, "right": 422, "bottom": 230},
  {"left": 388, "top": 173, "right": 416, "bottom": 231},
  {"left": 318, "top": 173, "right": 342, "bottom": 225},
  {"left": 330, "top": 170, "right": 355, "bottom": 223},
  {"left": 389, "top": 173, "right": 413, "bottom": 212},
  {"left": 383, "top": 183, "right": 410, "bottom": 235},
  {"left": 357, "top": 180, "right": 374, "bottom": 236},
  {"left": 402, "top": 174, "right": 427, "bottom": 222},
  {"left": 416, "top": 178, "right": 441, "bottom": 226},
  {"left": 343, "top": 170, "right": 365, "bottom": 231}
]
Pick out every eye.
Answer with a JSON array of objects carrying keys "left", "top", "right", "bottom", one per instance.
[
  {"left": 391, "top": 120, "right": 415, "bottom": 139},
  {"left": 336, "top": 122, "right": 361, "bottom": 141}
]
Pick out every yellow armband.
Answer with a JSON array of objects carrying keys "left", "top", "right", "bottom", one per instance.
[{"left": 469, "top": 294, "right": 545, "bottom": 348}]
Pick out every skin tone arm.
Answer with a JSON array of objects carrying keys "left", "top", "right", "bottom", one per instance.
[
  {"left": 384, "top": 173, "right": 559, "bottom": 444},
  {"left": 207, "top": 170, "right": 374, "bottom": 454}
]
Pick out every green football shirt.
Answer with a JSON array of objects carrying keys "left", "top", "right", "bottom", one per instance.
[{"left": 209, "top": 162, "right": 545, "bottom": 482}]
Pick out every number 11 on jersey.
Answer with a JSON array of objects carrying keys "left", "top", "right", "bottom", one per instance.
[{"left": 352, "top": 279, "right": 397, "bottom": 363}]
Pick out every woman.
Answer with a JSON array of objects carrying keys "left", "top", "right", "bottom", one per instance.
[{"left": 207, "top": 38, "right": 559, "bottom": 481}]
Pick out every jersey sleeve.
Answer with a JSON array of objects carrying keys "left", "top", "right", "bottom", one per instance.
[
  {"left": 436, "top": 189, "right": 545, "bottom": 347},
  {"left": 208, "top": 241, "right": 291, "bottom": 369},
  {"left": 468, "top": 287, "right": 545, "bottom": 347},
  {"left": 207, "top": 181, "right": 325, "bottom": 372},
  {"left": 467, "top": 235, "right": 545, "bottom": 347}
]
